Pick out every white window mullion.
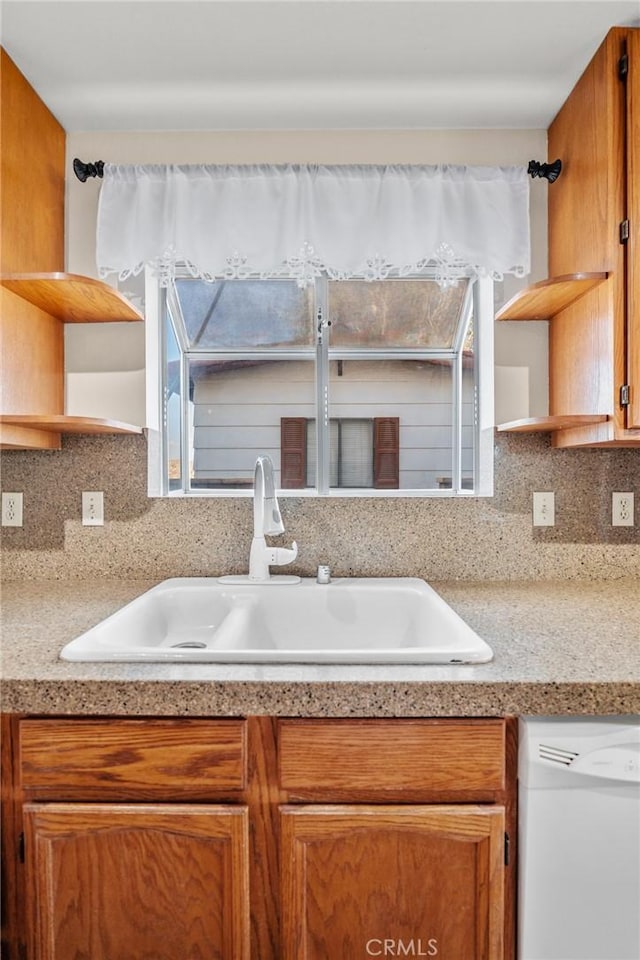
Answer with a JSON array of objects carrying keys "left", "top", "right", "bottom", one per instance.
[
  {"left": 181, "top": 353, "right": 191, "bottom": 493},
  {"left": 474, "top": 276, "right": 494, "bottom": 496},
  {"left": 452, "top": 350, "right": 463, "bottom": 492},
  {"left": 315, "top": 278, "right": 331, "bottom": 495},
  {"left": 144, "top": 266, "right": 167, "bottom": 496}
]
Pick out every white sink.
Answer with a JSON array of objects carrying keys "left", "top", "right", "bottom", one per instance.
[{"left": 60, "top": 577, "right": 493, "bottom": 664}]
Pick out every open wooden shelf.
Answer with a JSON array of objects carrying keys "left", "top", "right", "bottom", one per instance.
[
  {"left": 0, "top": 273, "right": 143, "bottom": 323},
  {"left": 0, "top": 415, "right": 142, "bottom": 436},
  {"left": 497, "top": 415, "right": 609, "bottom": 433},
  {"left": 496, "top": 273, "right": 608, "bottom": 322},
  {"left": 0, "top": 415, "right": 142, "bottom": 450}
]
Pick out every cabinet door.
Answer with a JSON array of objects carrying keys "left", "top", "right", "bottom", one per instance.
[
  {"left": 281, "top": 804, "right": 504, "bottom": 960},
  {"left": 628, "top": 29, "right": 640, "bottom": 430},
  {"left": 24, "top": 803, "right": 250, "bottom": 960}
]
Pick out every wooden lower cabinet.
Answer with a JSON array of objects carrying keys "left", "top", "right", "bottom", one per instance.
[
  {"left": 2, "top": 716, "right": 515, "bottom": 960},
  {"left": 23, "top": 804, "right": 250, "bottom": 960},
  {"left": 281, "top": 804, "right": 505, "bottom": 960}
]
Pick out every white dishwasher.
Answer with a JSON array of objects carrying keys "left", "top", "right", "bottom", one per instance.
[{"left": 518, "top": 716, "right": 640, "bottom": 960}]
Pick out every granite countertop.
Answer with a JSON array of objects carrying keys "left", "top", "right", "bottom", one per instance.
[{"left": 1, "top": 578, "right": 639, "bottom": 717}]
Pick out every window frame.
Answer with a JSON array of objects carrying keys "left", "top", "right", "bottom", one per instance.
[{"left": 145, "top": 267, "right": 494, "bottom": 498}]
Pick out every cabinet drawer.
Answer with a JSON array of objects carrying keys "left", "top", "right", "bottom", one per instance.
[
  {"left": 278, "top": 719, "right": 505, "bottom": 799},
  {"left": 19, "top": 719, "right": 246, "bottom": 800}
]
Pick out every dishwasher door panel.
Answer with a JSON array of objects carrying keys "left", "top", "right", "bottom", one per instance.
[{"left": 518, "top": 717, "right": 640, "bottom": 960}]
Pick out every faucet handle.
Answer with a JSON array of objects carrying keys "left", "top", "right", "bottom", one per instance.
[{"left": 271, "top": 541, "right": 298, "bottom": 566}]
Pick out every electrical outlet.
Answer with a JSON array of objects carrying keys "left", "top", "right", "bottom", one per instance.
[
  {"left": 612, "top": 492, "right": 634, "bottom": 527},
  {"left": 533, "top": 491, "right": 555, "bottom": 527},
  {"left": 1, "top": 492, "right": 23, "bottom": 527},
  {"left": 82, "top": 491, "right": 104, "bottom": 526}
]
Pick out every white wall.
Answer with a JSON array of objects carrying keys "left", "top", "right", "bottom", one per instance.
[{"left": 65, "top": 128, "right": 549, "bottom": 422}]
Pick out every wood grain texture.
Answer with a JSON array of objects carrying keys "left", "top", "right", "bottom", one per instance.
[
  {"left": 502, "top": 718, "right": 518, "bottom": 960},
  {"left": 548, "top": 28, "right": 631, "bottom": 443},
  {"left": 495, "top": 274, "right": 607, "bottom": 321},
  {"left": 0, "top": 287, "right": 64, "bottom": 416},
  {"left": 0, "top": 273, "right": 144, "bottom": 323},
  {"left": 497, "top": 415, "right": 609, "bottom": 433},
  {"left": 20, "top": 719, "right": 247, "bottom": 800},
  {"left": 278, "top": 719, "right": 505, "bottom": 799},
  {"left": 549, "top": 30, "right": 626, "bottom": 274},
  {"left": 0, "top": 49, "right": 65, "bottom": 274},
  {"left": 0, "top": 49, "right": 66, "bottom": 449},
  {"left": 551, "top": 423, "right": 640, "bottom": 447},
  {"left": 246, "top": 716, "right": 283, "bottom": 960},
  {"left": 24, "top": 803, "right": 250, "bottom": 960},
  {"left": 4, "top": 715, "right": 516, "bottom": 959},
  {"left": 0, "top": 422, "right": 62, "bottom": 449},
  {"left": 0, "top": 414, "right": 142, "bottom": 435},
  {"left": 627, "top": 30, "right": 640, "bottom": 429},
  {"left": 280, "top": 804, "right": 505, "bottom": 960},
  {"left": 1, "top": 715, "right": 26, "bottom": 960}
]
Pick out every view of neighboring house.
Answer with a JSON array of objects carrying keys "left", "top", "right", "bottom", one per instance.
[{"left": 165, "top": 275, "right": 477, "bottom": 492}]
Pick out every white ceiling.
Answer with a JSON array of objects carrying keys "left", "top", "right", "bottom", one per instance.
[{"left": 2, "top": 0, "right": 639, "bottom": 131}]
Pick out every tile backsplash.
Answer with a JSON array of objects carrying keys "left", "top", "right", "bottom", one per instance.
[{"left": 1, "top": 433, "right": 638, "bottom": 582}]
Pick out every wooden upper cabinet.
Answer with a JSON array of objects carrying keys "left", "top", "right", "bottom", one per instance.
[
  {"left": 498, "top": 27, "right": 640, "bottom": 446},
  {"left": 0, "top": 49, "right": 142, "bottom": 450},
  {"left": 0, "top": 49, "right": 64, "bottom": 275},
  {"left": 0, "top": 48, "right": 65, "bottom": 449},
  {"left": 547, "top": 27, "right": 633, "bottom": 446},
  {"left": 627, "top": 29, "right": 640, "bottom": 430}
]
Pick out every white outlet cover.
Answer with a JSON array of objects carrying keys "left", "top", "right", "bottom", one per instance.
[
  {"left": 82, "top": 491, "right": 104, "bottom": 526},
  {"left": 533, "top": 491, "right": 555, "bottom": 527},
  {"left": 612, "top": 492, "right": 634, "bottom": 527},
  {"left": 1, "top": 492, "right": 23, "bottom": 527}
]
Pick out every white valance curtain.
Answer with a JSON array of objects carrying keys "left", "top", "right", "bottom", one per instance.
[{"left": 96, "top": 163, "right": 530, "bottom": 287}]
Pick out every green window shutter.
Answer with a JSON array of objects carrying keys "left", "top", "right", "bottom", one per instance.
[
  {"left": 281, "top": 417, "right": 307, "bottom": 488},
  {"left": 373, "top": 417, "right": 400, "bottom": 489}
]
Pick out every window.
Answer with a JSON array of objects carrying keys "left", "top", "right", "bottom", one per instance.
[{"left": 146, "top": 269, "right": 494, "bottom": 497}]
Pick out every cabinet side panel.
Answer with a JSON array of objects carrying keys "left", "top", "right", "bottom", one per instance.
[
  {"left": 549, "top": 285, "right": 615, "bottom": 417},
  {"left": 0, "top": 48, "right": 65, "bottom": 274},
  {"left": 0, "top": 288, "right": 64, "bottom": 415},
  {"left": 1, "top": 715, "right": 25, "bottom": 960}
]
